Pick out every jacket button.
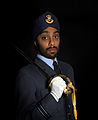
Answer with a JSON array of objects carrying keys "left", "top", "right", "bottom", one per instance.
[
  {"left": 68, "top": 104, "right": 71, "bottom": 108},
  {"left": 67, "top": 112, "right": 71, "bottom": 120}
]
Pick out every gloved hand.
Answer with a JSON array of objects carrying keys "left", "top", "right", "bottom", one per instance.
[{"left": 50, "top": 76, "right": 67, "bottom": 102}]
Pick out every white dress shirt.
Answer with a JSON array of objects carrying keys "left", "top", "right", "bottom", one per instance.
[{"left": 37, "top": 54, "right": 58, "bottom": 70}]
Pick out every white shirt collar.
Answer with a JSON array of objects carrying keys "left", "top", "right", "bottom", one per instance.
[{"left": 37, "top": 54, "right": 58, "bottom": 70}]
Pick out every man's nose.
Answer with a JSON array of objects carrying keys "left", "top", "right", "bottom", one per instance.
[{"left": 49, "top": 37, "right": 55, "bottom": 47}]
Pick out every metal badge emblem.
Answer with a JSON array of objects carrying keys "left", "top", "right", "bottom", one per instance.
[{"left": 45, "top": 15, "right": 54, "bottom": 24}]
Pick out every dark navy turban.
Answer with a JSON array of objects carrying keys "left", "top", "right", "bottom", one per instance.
[{"left": 32, "top": 11, "right": 60, "bottom": 41}]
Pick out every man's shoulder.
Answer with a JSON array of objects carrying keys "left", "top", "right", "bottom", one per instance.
[
  {"left": 58, "top": 60, "right": 73, "bottom": 70},
  {"left": 18, "top": 63, "right": 37, "bottom": 75}
]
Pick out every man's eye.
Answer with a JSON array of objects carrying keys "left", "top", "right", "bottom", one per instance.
[
  {"left": 53, "top": 35, "right": 59, "bottom": 39},
  {"left": 42, "top": 36, "right": 48, "bottom": 40}
]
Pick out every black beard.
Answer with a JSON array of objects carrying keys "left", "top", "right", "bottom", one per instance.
[
  {"left": 45, "top": 46, "right": 58, "bottom": 59},
  {"left": 35, "top": 42, "right": 59, "bottom": 59}
]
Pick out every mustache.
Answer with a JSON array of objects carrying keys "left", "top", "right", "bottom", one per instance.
[{"left": 46, "top": 46, "right": 58, "bottom": 51}]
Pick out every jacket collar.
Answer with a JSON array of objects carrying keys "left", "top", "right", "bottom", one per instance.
[{"left": 34, "top": 57, "right": 58, "bottom": 79}]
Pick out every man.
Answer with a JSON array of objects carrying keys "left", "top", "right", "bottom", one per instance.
[{"left": 15, "top": 11, "right": 76, "bottom": 120}]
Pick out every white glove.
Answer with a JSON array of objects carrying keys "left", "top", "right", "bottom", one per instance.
[{"left": 50, "top": 76, "right": 67, "bottom": 102}]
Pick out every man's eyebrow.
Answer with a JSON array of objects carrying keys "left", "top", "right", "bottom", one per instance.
[
  {"left": 41, "top": 31, "right": 49, "bottom": 34},
  {"left": 53, "top": 30, "right": 59, "bottom": 34}
]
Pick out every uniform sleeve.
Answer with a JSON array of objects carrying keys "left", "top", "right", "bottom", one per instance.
[
  {"left": 15, "top": 68, "right": 58, "bottom": 120},
  {"left": 31, "top": 94, "right": 58, "bottom": 120}
]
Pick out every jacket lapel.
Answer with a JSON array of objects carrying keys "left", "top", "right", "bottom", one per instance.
[{"left": 34, "top": 58, "right": 57, "bottom": 79}]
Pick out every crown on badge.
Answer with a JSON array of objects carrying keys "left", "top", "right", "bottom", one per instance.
[{"left": 45, "top": 14, "right": 54, "bottom": 24}]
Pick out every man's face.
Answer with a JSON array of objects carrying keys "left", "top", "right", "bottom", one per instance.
[{"left": 34, "top": 27, "right": 60, "bottom": 59}]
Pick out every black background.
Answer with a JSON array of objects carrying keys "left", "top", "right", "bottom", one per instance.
[{"left": 4, "top": 0, "right": 98, "bottom": 120}]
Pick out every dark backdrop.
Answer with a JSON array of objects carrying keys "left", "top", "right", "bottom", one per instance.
[{"left": 4, "top": 0, "right": 98, "bottom": 120}]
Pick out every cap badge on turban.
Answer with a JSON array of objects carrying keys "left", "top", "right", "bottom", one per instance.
[{"left": 45, "top": 14, "right": 54, "bottom": 24}]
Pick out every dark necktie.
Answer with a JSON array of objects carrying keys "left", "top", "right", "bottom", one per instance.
[{"left": 53, "top": 61, "right": 61, "bottom": 74}]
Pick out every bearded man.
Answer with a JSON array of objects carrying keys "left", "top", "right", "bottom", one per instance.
[{"left": 15, "top": 11, "right": 76, "bottom": 120}]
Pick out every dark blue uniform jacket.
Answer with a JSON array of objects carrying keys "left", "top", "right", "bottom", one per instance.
[{"left": 15, "top": 58, "right": 75, "bottom": 120}]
